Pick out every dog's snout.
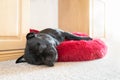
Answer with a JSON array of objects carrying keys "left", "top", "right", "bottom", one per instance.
[{"left": 44, "top": 57, "right": 54, "bottom": 67}]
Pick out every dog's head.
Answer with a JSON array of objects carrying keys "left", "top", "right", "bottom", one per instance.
[
  {"left": 16, "top": 32, "right": 57, "bottom": 66},
  {"left": 26, "top": 32, "right": 48, "bottom": 56}
]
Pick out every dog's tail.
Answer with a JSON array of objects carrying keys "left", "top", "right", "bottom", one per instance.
[{"left": 16, "top": 55, "right": 26, "bottom": 63}]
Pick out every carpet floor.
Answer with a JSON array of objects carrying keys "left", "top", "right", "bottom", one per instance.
[{"left": 0, "top": 42, "right": 120, "bottom": 80}]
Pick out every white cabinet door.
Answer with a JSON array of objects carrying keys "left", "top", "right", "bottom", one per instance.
[{"left": 0, "top": 0, "right": 30, "bottom": 61}]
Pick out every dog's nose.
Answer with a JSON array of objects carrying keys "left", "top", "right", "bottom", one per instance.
[{"left": 47, "top": 63, "right": 54, "bottom": 67}]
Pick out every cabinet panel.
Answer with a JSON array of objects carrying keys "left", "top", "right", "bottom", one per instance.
[
  {"left": 59, "top": 0, "right": 89, "bottom": 34},
  {"left": 0, "top": 0, "right": 19, "bottom": 36},
  {"left": 0, "top": 0, "right": 30, "bottom": 61}
]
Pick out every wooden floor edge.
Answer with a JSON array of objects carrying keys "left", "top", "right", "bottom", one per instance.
[{"left": 0, "top": 52, "right": 24, "bottom": 61}]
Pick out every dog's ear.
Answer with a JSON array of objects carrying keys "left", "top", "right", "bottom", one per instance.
[
  {"left": 26, "top": 32, "right": 35, "bottom": 40},
  {"left": 16, "top": 55, "right": 26, "bottom": 63}
]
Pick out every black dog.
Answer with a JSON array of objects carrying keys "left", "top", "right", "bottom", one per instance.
[{"left": 16, "top": 28, "right": 92, "bottom": 66}]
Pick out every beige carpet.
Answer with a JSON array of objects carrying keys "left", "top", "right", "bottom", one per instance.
[{"left": 0, "top": 42, "right": 120, "bottom": 80}]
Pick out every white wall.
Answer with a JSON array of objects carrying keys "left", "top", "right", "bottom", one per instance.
[
  {"left": 89, "top": 0, "right": 105, "bottom": 38},
  {"left": 105, "top": 0, "right": 120, "bottom": 42},
  {"left": 30, "top": 0, "right": 58, "bottom": 30}
]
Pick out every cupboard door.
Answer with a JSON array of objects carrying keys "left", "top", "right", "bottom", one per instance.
[
  {"left": 59, "top": 0, "right": 89, "bottom": 34},
  {"left": 0, "top": 0, "right": 30, "bottom": 61}
]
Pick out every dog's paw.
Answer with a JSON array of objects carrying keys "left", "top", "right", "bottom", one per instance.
[
  {"left": 82, "top": 37, "right": 93, "bottom": 41},
  {"left": 88, "top": 37, "right": 93, "bottom": 40}
]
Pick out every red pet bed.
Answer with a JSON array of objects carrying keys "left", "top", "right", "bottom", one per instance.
[{"left": 30, "top": 29, "right": 107, "bottom": 62}]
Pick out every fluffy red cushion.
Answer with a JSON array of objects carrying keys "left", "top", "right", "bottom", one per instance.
[
  {"left": 30, "top": 29, "right": 107, "bottom": 62},
  {"left": 30, "top": 29, "right": 39, "bottom": 33}
]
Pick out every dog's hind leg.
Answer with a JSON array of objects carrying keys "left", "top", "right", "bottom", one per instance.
[{"left": 63, "top": 32, "right": 92, "bottom": 40}]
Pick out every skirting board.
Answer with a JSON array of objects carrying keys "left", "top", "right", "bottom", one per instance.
[{"left": 0, "top": 50, "right": 24, "bottom": 61}]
